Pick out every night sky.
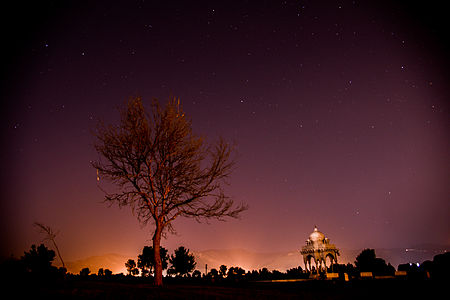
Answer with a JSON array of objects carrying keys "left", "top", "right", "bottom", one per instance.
[{"left": 2, "top": 0, "right": 449, "bottom": 264}]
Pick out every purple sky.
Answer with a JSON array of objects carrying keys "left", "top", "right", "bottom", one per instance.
[{"left": 2, "top": 0, "right": 449, "bottom": 262}]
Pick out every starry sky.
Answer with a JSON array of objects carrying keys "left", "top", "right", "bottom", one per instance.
[{"left": 1, "top": 0, "right": 449, "bottom": 262}]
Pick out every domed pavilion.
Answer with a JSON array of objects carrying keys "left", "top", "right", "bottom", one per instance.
[{"left": 300, "top": 226, "right": 340, "bottom": 272}]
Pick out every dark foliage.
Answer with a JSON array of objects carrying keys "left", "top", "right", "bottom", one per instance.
[
  {"left": 192, "top": 270, "right": 202, "bottom": 278},
  {"left": 219, "top": 264, "right": 227, "bottom": 278},
  {"left": 22, "top": 244, "right": 55, "bottom": 274},
  {"left": 355, "top": 248, "right": 394, "bottom": 276},
  {"left": 125, "top": 259, "right": 139, "bottom": 276},
  {"left": 137, "top": 246, "right": 168, "bottom": 276},
  {"left": 80, "top": 267, "right": 90, "bottom": 277},
  {"left": 227, "top": 266, "right": 246, "bottom": 281},
  {"left": 168, "top": 246, "right": 196, "bottom": 277},
  {"left": 432, "top": 252, "right": 450, "bottom": 280},
  {"left": 286, "top": 266, "right": 304, "bottom": 278}
]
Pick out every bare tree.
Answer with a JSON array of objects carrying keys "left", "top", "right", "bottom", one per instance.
[
  {"left": 92, "top": 97, "right": 247, "bottom": 286},
  {"left": 33, "top": 222, "right": 65, "bottom": 268}
]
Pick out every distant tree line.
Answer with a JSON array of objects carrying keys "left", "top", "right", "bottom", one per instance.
[
  {"left": 203, "top": 265, "right": 308, "bottom": 282},
  {"left": 1, "top": 245, "right": 449, "bottom": 283}
]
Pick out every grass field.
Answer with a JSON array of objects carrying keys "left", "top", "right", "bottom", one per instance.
[{"left": 12, "top": 278, "right": 444, "bottom": 300}]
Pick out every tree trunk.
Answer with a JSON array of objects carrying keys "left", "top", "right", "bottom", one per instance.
[{"left": 153, "top": 224, "right": 163, "bottom": 286}]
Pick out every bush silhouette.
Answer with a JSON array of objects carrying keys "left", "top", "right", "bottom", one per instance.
[
  {"left": 433, "top": 252, "right": 450, "bottom": 280},
  {"left": 219, "top": 265, "right": 227, "bottom": 278},
  {"left": 80, "top": 267, "right": 90, "bottom": 277},
  {"left": 168, "top": 246, "right": 196, "bottom": 277},
  {"left": 355, "top": 248, "right": 393, "bottom": 276},
  {"left": 21, "top": 244, "right": 59, "bottom": 279}
]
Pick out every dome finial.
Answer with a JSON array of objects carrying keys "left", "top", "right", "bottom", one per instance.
[{"left": 309, "top": 226, "right": 325, "bottom": 241}]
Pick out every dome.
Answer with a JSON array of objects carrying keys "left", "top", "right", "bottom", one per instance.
[{"left": 309, "top": 226, "right": 325, "bottom": 242}]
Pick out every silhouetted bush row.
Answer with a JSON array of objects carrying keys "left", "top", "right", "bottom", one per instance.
[
  {"left": 397, "top": 252, "right": 450, "bottom": 280},
  {"left": 1, "top": 245, "right": 449, "bottom": 284}
]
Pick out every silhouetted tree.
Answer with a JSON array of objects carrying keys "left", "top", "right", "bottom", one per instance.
[
  {"left": 355, "top": 248, "right": 376, "bottom": 272},
  {"left": 355, "top": 248, "right": 393, "bottom": 275},
  {"left": 33, "top": 222, "right": 65, "bottom": 269},
  {"left": 98, "top": 268, "right": 104, "bottom": 276},
  {"left": 272, "top": 270, "right": 283, "bottom": 279},
  {"left": 22, "top": 244, "right": 56, "bottom": 276},
  {"left": 419, "top": 260, "right": 434, "bottom": 279},
  {"left": 219, "top": 264, "right": 227, "bottom": 278},
  {"left": 104, "top": 269, "right": 112, "bottom": 277},
  {"left": 345, "top": 263, "right": 357, "bottom": 277},
  {"left": 258, "top": 267, "right": 271, "bottom": 280},
  {"left": 132, "top": 267, "right": 139, "bottom": 276},
  {"left": 168, "top": 246, "right": 196, "bottom": 277},
  {"left": 92, "top": 97, "right": 247, "bottom": 285},
  {"left": 80, "top": 267, "right": 90, "bottom": 277},
  {"left": 227, "top": 266, "right": 245, "bottom": 281},
  {"left": 207, "top": 268, "right": 219, "bottom": 279},
  {"left": 432, "top": 252, "right": 450, "bottom": 280},
  {"left": 245, "top": 270, "right": 259, "bottom": 280},
  {"left": 192, "top": 270, "right": 201, "bottom": 278},
  {"left": 386, "top": 263, "right": 395, "bottom": 275},
  {"left": 286, "top": 266, "right": 303, "bottom": 278},
  {"left": 327, "top": 263, "right": 356, "bottom": 278},
  {"left": 137, "top": 246, "right": 168, "bottom": 277},
  {"left": 125, "top": 259, "right": 138, "bottom": 276}
]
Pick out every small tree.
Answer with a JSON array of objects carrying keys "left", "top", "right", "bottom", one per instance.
[
  {"left": 258, "top": 268, "right": 271, "bottom": 280},
  {"left": 227, "top": 266, "right": 245, "bottom": 281},
  {"left": 169, "top": 246, "right": 196, "bottom": 277},
  {"left": 355, "top": 248, "right": 392, "bottom": 275},
  {"left": 80, "top": 267, "right": 90, "bottom": 277},
  {"left": 137, "top": 246, "right": 168, "bottom": 277},
  {"left": 219, "top": 265, "right": 227, "bottom": 278},
  {"left": 92, "top": 97, "right": 247, "bottom": 285},
  {"left": 98, "top": 268, "right": 104, "bottom": 276},
  {"left": 125, "top": 259, "right": 138, "bottom": 276},
  {"left": 21, "top": 244, "right": 56, "bottom": 275},
  {"left": 209, "top": 268, "right": 219, "bottom": 279},
  {"left": 355, "top": 249, "right": 376, "bottom": 271}
]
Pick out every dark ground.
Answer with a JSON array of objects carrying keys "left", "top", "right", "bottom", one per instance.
[{"left": 10, "top": 279, "right": 445, "bottom": 300}]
